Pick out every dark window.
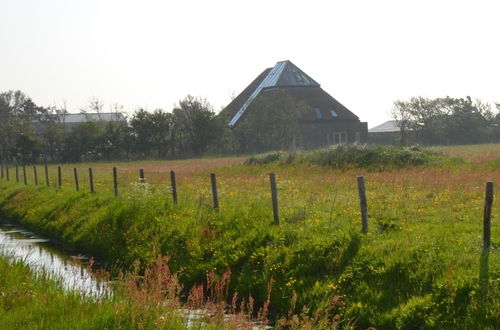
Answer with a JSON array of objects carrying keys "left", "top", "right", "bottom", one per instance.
[{"left": 314, "top": 108, "right": 322, "bottom": 119}]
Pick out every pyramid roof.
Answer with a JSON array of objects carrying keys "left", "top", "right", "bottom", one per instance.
[
  {"left": 227, "top": 60, "right": 320, "bottom": 126},
  {"left": 223, "top": 60, "right": 359, "bottom": 126}
]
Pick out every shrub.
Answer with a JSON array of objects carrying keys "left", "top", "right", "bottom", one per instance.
[{"left": 245, "top": 145, "right": 454, "bottom": 170}]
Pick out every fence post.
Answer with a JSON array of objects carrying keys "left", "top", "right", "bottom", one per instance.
[
  {"left": 483, "top": 182, "right": 494, "bottom": 249},
  {"left": 210, "top": 173, "right": 219, "bottom": 211},
  {"left": 57, "top": 166, "right": 62, "bottom": 189},
  {"left": 170, "top": 171, "right": 177, "bottom": 204},
  {"left": 73, "top": 168, "right": 79, "bottom": 192},
  {"left": 45, "top": 164, "right": 50, "bottom": 186},
  {"left": 357, "top": 176, "right": 368, "bottom": 234},
  {"left": 15, "top": 164, "right": 19, "bottom": 183},
  {"left": 113, "top": 167, "right": 118, "bottom": 197},
  {"left": 89, "top": 168, "right": 95, "bottom": 193},
  {"left": 269, "top": 173, "right": 279, "bottom": 225},
  {"left": 33, "top": 166, "right": 38, "bottom": 185},
  {"left": 139, "top": 169, "right": 145, "bottom": 184},
  {"left": 22, "top": 165, "right": 27, "bottom": 185}
]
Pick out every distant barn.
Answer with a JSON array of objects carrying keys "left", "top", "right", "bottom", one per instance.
[
  {"left": 35, "top": 112, "right": 125, "bottom": 128},
  {"left": 220, "top": 60, "right": 368, "bottom": 149},
  {"left": 56, "top": 112, "right": 126, "bottom": 126},
  {"left": 33, "top": 112, "right": 127, "bottom": 135},
  {"left": 369, "top": 120, "right": 414, "bottom": 145}
]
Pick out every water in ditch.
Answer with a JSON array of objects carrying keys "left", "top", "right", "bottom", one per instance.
[{"left": 0, "top": 220, "right": 110, "bottom": 298}]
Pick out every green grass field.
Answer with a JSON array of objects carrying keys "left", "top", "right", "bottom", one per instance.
[{"left": 0, "top": 144, "right": 499, "bottom": 329}]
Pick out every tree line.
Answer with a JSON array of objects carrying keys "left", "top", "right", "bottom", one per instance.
[
  {"left": 2, "top": 90, "right": 500, "bottom": 164},
  {"left": 391, "top": 96, "right": 500, "bottom": 145},
  {"left": 0, "top": 90, "right": 310, "bottom": 164},
  {"left": 0, "top": 91, "right": 236, "bottom": 164}
]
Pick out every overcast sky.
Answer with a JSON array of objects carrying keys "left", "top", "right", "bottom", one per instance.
[{"left": 1, "top": 0, "right": 499, "bottom": 127}]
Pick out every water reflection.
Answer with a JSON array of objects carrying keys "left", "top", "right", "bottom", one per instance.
[{"left": 0, "top": 221, "right": 110, "bottom": 299}]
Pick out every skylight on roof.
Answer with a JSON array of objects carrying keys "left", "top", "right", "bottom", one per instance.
[
  {"left": 314, "top": 108, "right": 322, "bottom": 119},
  {"left": 330, "top": 109, "right": 338, "bottom": 118}
]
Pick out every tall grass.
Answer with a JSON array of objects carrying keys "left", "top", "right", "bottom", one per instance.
[
  {"left": 0, "top": 252, "right": 280, "bottom": 329},
  {"left": 0, "top": 255, "right": 189, "bottom": 329}
]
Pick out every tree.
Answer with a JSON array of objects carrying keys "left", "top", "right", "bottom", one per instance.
[
  {"left": 0, "top": 90, "right": 29, "bottom": 116},
  {"left": 172, "top": 96, "right": 219, "bottom": 156},
  {"left": 81, "top": 96, "right": 104, "bottom": 115},
  {"left": 130, "top": 109, "right": 155, "bottom": 157},
  {"left": 233, "top": 90, "right": 310, "bottom": 153},
  {"left": 41, "top": 120, "right": 66, "bottom": 161},
  {"left": 440, "top": 96, "right": 493, "bottom": 144},
  {"left": 0, "top": 91, "right": 49, "bottom": 162},
  {"left": 61, "top": 121, "right": 104, "bottom": 162},
  {"left": 390, "top": 100, "right": 413, "bottom": 145},
  {"left": 150, "top": 110, "right": 174, "bottom": 158},
  {"left": 101, "top": 120, "right": 133, "bottom": 160},
  {"left": 11, "top": 121, "right": 41, "bottom": 164},
  {"left": 18, "top": 98, "right": 48, "bottom": 121},
  {"left": 390, "top": 96, "right": 496, "bottom": 145}
]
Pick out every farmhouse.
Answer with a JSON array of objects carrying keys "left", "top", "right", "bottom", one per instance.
[{"left": 220, "top": 60, "right": 368, "bottom": 149}]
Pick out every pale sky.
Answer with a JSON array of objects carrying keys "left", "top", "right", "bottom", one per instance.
[{"left": 1, "top": 0, "right": 499, "bottom": 127}]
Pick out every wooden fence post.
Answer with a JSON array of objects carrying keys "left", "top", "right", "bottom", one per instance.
[
  {"left": 57, "top": 166, "right": 62, "bottom": 189},
  {"left": 89, "top": 168, "right": 95, "bottom": 193},
  {"left": 33, "top": 166, "right": 38, "bottom": 185},
  {"left": 15, "top": 164, "right": 19, "bottom": 183},
  {"left": 210, "top": 173, "right": 219, "bottom": 211},
  {"left": 357, "top": 176, "right": 368, "bottom": 234},
  {"left": 483, "top": 182, "right": 494, "bottom": 249},
  {"left": 139, "top": 169, "right": 145, "bottom": 184},
  {"left": 22, "top": 165, "right": 27, "bottom": 185},
  {"left": 113, "top": 167, "right": 118, "bottom": 197},
  {"left": 170, "top": 171, "right": 177, "bottom": 204},
  {"left": 269, "top": 173, "right": 279, "bottom": 225},
  {"left": 73, "top": 168, "right": 79, "bottom": 192},
  {"left": 45, "top": 164, "right": 49, "bottom": 186}
]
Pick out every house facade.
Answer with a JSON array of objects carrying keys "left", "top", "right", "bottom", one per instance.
[{"left": 220, "top": 60, "right": 368, "bottom": 149}]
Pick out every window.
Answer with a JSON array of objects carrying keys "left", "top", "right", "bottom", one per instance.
[
  {"left": 300, "top": 73, "right": 310, "bottom": 84},
  {"left": 313, "top": 107, "right": 322, "bottom": 119},
  {"left": 329, "top": 132, "right": 347, "bottom": 144},
  {"left": 330, "top": 109, "right": 338, "bottom": 118}
]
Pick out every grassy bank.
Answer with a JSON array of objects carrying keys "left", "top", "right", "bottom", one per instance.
[
  {"left": 0, "top": 255, "right": 193, "bottom": 329},
  {"left": 0, "top": 145, "right": 499, "bottom": 328},
  {"left": 0, "top": 252, "right": 268, "bottom": 329}
]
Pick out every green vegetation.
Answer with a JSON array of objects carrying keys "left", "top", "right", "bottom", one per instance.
[
  {"left": 0, "top": 91, "right": 227, "bottom": 162},
  {"left": 391, "top": 96, "right": 500, "bottom": 145},
  {"left": 245, "top": 145, "right": 456, "bottom": 170},
  {"left": 3, "top": 90, "right": 500, "bottom": 164},
  {"left": 0, "top": 255, "right": 193, "bottom": 329},
  {"left": 0, "top": 253, "right": 264, "bottom": 329},
  {"left": 0, "top": 144, "right": 499, "bottom": 328}
]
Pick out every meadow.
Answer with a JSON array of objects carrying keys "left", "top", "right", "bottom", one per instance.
[{"left": 0, "top": 144, "right": 499, "bottom": 329}]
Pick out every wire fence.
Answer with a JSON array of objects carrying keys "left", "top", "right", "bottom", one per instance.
[{"left": 0, "top": 162, "right": 495, "bottom": 250}]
